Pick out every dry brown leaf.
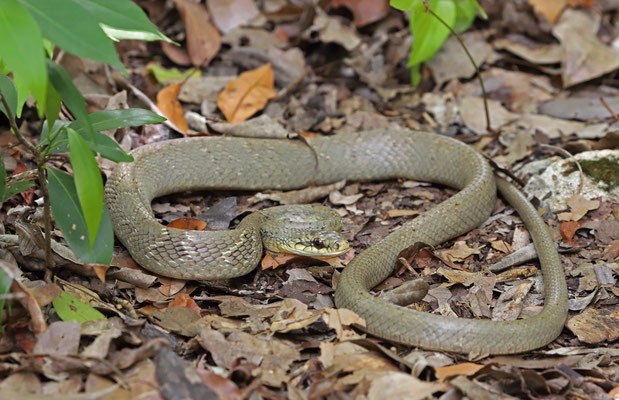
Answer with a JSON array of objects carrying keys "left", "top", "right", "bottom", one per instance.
[
  {"left": 387, "top": 209, "right": 420, "bottom": 218},
  {"left": 367, "top": 372, "right": 445, "bottom": 400},
  {"left": 166, "top": 293, "right": 201, "bottom": 312},
  {"left": 158, "top": 277, "right": 186, "bottom": 297},
  {"left": 560, "top": 220, "right": 585, "bottom": 243},
  {"left": 174, "top": 0, "right": 221, "bottom": 66},
  {"left": 557, "top": 194, "right": 600, "bottom": 221},
  {"left": 217, "top": 63, "right": 276, "bottom": 123},
  {"left": 331, "top": 0, "right": 389, "bottom": 27},
  {"left": 90, "top": 264, "right": 110, "bottom": 283},
  {"left": 566, "top": 305, "right": 619, "bottom": 343},
  {"left": 156, "top": 83, "right": 189, "bottom": 134},
  {"left": 440, "top": 241, "right": 484, "bottom": 262},
  {"left": 434, "top": 362, "right": 485, "bottom": 382},
  {"left": 167, "top": 218, "right": 207, "bottom": 231},
  {"left": 528, "top": 0, "right": 567, "bottom": 23},
  {"left": 161, "top": 41, "right": 191, "bottom": 66},
  {"left": 196, "top": 364, "right": 242, "bottom": 400}
]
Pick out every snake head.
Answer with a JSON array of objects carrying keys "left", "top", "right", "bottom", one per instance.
[{"left": 264, "top": 230, "right": 350, "bottom": 257}]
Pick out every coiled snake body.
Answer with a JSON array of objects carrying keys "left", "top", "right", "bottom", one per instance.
[{"left": 105, "top": 129, "right": 567, "bottom": 354}]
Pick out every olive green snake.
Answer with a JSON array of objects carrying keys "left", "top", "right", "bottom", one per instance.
[{"left": 104, "top": 129, "right": 567, "bottom": 354}]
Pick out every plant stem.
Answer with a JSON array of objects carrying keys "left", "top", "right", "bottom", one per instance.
[
  {"left": 0, "top": 92, "right": 56, "bottom": 279},
  {"left": 422, "top": 1, "right": 492, "bottom": 133}
]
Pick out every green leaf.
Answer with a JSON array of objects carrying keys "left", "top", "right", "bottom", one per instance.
[
  {"left": 74, "top": 0, "right": 172, "bottom": 43},
  {"left": 0, "top": 268, "right": 11, "bottom": 320},
  {"left": 101, "top": 25, "right": 173, "bottom": 43},
  {"left": 3, "top": 181, "right": 34, "bottom": 202},
  {"left": 47, "top": 167, "right": 113, "bottom": 264},
  {"left": 147, "top": 64, "right": 201, "bottom": 83},
  {"left": 0, "top": 152, "right": 6, "bottom": 203},
  {"left": 390, "top": 0, "right": 415, "bottom": 11},
  {"left": 409, "top": 0, "right": 456, "bottom": 66},
  {"left": 0, "top": 74, "right": 17, "bottom": 119},
  {"left": 453, "top": 0, "right": 477, "bottom": 33},
  {"left": 52, "top": 291, "right": 106, "bottom": 323},
  {"left": 44, "top": 79, "right": 62, "bottom": 135},
  {"left": 0, "top": 0, "right": 47, "bottom": 115},
  {"left": 46, "top": 60, "right": 96, "bottom": 141},
  {"left": 42, "top": 109, "right": 163, "bottom": 161},
  {"left": 77, "top": 109, "right": 167, "bottom": 134},
  {"left": 18, "top": 0, "right": 126, "bottom": 73},
  {"left": 67, "top": 129, "right": 104, "bottom": 249}
]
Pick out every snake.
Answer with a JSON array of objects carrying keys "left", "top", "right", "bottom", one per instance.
[{"left": 104, "top": 129, "right": 568, "bottom": 355}]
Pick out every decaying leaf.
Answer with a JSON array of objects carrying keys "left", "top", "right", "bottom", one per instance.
[
  {"left": 217, "top": 63, "right": 277, "bottom": 123},
  {"left": 174, "top": 0, "right": 221, "bottom": 66}
]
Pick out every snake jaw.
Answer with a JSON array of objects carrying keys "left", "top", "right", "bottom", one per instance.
[{"left": 264, "top": 231, "right": 350, "bottom": 257}]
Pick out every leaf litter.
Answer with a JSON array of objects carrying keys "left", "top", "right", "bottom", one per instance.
[{"left": 1, "top": 0, "right": 619, "bottom": 398}]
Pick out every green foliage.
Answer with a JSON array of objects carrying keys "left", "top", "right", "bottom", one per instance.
[
  {"left": 0, "top": 74, "right": 17, "bottom": 119},
  {"left": 0, "top": 0, "right": 46, "bottom": 115},
  {"left": 47, "top": 168, "right": 113, "bottom": 264},
  {"left": 68, "top": 129, "right": 104, "bottom": 248},
  {"left": 0, "top": 268, "right": 11, "bottom": 328},
  {"left": 0, "top": 0, "right": 171, "bottom": 271},
  {"left": 52, "top": 291, "right": 106, "bottom": 324},
  {"left": 390, "top": 0, "right": 486, "bottom": 86}
]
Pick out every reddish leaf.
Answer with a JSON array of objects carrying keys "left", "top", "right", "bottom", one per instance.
[
  {"left": 167, "top": 217, "right": 207, "bottom": 230},
  {"left": 560, "top": 220, "right": 584, "bottom": 243},
  {"left": 156, "top": 83, "right": 189, "bottom": 134}
]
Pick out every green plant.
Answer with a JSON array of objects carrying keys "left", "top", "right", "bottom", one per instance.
[
  {"left": 391, "top": 0, "right": 487, "bottom": 86},
  {"left": 0, "top": 0, "right": 169, "bottom": 287}
]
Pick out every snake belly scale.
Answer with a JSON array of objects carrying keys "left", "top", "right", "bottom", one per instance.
[{"left": 104, "top": 129, "right": 568, "bottom": 355}]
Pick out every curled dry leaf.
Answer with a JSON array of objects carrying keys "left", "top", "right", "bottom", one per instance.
[
  {"left": 156, "top": 83, "right": 189, "bottom": 134},
  {"left": 174, "top": 0, "right": 221, "bottom": 66},
  {"left": 167, "top": 218, "right": 207, "bottom": 231},
  {"left": 217, "top": 63, "right": 277, "bottom": 123}
]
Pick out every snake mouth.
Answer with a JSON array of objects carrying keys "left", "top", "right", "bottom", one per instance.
[{"left": 285, "top": 238, "right": 350, "bottom": 257}]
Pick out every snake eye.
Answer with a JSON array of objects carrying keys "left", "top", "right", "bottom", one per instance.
[{"left": 312, "top": 238, "right": 324, "bottom": 249}]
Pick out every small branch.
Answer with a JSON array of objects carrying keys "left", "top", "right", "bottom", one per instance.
[
  {"left": 600, "top": 97, "right": 619, "bottom": 121},
  {"left": 0, "top": 92, "right": 56, "bottom": 280},
  {"left": 422, "top": 1, "right": 492, "bottom": 133}
]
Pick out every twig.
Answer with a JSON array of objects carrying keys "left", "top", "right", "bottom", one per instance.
[
  {"left": 0, "top": 92, "right": 56, "bottom": 280},
  {"left": 599, "top": 97, "right": 619, "bottom": 121},
  {"left": 422, "top": 1, "right": 492, "bottom": 133}
]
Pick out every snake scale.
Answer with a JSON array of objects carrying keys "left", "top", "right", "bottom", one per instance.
[{"left": 104, "top": 129, "right": 568, "bottom": 354}]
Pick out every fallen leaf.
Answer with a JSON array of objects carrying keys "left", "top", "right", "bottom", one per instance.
[
  {"left": 158, "top": 277, "right": 186, "bottom": 296},
  {"left": 166, "top": 293, "right": 201, "bottom": 312},
  {"left": 167, "top": 218, "right": 207, "bottom": 230},
  {"left": 528, "top": 0, "right": 567, "bottom": 23},
  {"left": 557, "top": 194, "right": 600, "bottom": 221},
  {"left": 90, "top": 264, "right": 110, "bottom": 283},
  {"left": 174, "top": 0, "right": 221, "bottom": 66},
  {"left": 196, "top": 363, "right": 242, "bottom": 400},
  {"left": 331, "top": 0, "right": 389, "bottom": 27},
  {"left": 553, "top": 9, "right": 619, "bottom": 87},
  {"left": 217, "top": 63, "right": 276, "bottom": 123},
  {"left": 367, "top": 372, "right": 445, "bottom": 400},
  {"left": 440, "top": 241, "right": 484, "bottom": 263},
  {"left": 560, "top": 220, "right": 585, "bottom": 243},
  {"left": 566, "top": 305, "right": 619, "bottom": 343},
  {"left": 386, "top": 209, "right": 420, "bottom": 218},
  {"left": 206, "top": 0, "right": 259, "bottom": 33},
  {"left": 156, "top": 83, "right": 189, "bottom": 134},
  {"left": 434, "top": 362, "right": 485, "bottom": 382}
]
